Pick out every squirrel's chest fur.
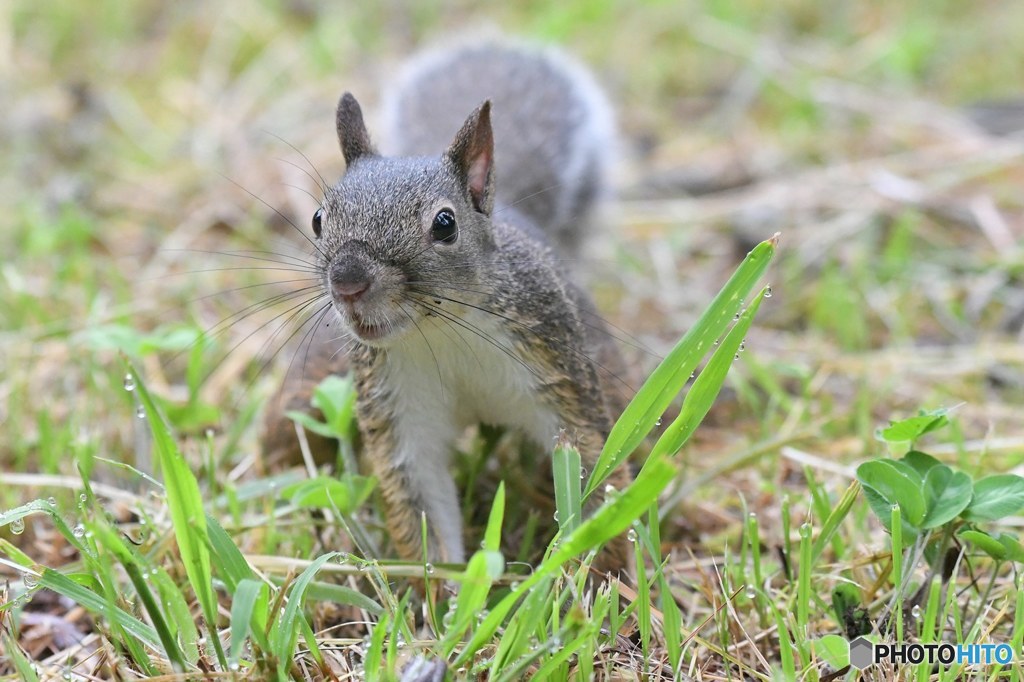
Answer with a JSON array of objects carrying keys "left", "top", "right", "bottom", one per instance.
[{"left": 373, "top": 308, "right": 561, "bottom": 457}]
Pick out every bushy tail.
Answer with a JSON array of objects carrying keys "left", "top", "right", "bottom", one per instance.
[{"left": 381, "top": 39, "right": 615, "bottom": 254}]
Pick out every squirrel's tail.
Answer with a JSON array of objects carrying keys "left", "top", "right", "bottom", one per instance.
[{"left": 381, "top": 39, "right": 615, "bottom": 254}]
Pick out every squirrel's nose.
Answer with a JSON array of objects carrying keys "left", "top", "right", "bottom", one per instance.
[{"left": 330, "top": 259, "right": 372, "bottom": 303}]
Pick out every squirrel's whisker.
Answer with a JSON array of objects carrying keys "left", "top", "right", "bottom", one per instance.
[
  {"left": 264, "top": 130, "right": 330, "bottom": 194},
  {"left": 161, "top": 247, "right": 320, "bottom": 271},
  {"left": 395, "top": 300, "right": 446, "bottom": 394},
  {"left": 220, "top": 173, "right": 330, "bottom": 262},
  {"left": 405, "top": 297, "right": 545, "bottom": 384},
  {"left": 408, "top": 289, "right": 635, "bottom": 396}
]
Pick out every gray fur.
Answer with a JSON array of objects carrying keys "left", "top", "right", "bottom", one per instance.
[
  {"left": 264, "top": 41, "right": 630, "bottom": 572},
  {"left": 380, "top": 39, "right": 615, "bottom": 254}
]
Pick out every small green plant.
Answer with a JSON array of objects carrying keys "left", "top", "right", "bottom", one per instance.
[
  {"left": 857, "top": 408, "right": 1024, "bottom": 556},
  {"left": 853, "top": 408, "right": 1024, "bottom": 639}
]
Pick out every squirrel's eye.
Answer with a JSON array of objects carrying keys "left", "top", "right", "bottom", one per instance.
[
  {"left": 431, "top": 209, "right": 458, "bottom": 244},
  {"left": 312, "top": 208, "right": 324, "bottom": 238}
]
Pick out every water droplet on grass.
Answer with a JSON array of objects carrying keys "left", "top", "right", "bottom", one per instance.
[
  {"left": 123, "top": 373, "right": 135, "bottom": 391},
  {"left": 10, "top": 518, "right": 24, "bottom": 535},
  {"left": 425, "top": 562, "right": 435, "bottom": 575},
  {"left": 764, "top": 287, "right": 772, "bottom": 298},
  {"left": 73, "top": 524, "right": 85, "bottom": 538},
  {"left": 627, "top": 529, "right": 638, "bottom": 542}
]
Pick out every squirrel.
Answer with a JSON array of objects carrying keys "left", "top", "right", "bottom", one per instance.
[{"left": 262, "top": 40, "right": 633, "bottom": 573}]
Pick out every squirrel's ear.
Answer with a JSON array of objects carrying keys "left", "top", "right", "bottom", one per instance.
[
  {"left": 446, "top": 101, "right": 494, "bottom": 215},
  {"left": 336, "top": 92, "right": 376, "bottom": 166}
]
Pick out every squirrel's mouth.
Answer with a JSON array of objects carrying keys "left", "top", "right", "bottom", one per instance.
[{"left": 346, "top": 314, "right": 398, "bottom": 343}]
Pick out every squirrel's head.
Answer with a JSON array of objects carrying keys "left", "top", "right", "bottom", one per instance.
[{"left": 313, "top": 93, "right": 497, "bottom": 347}]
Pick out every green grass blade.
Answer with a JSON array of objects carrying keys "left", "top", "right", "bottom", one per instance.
[
  {"left": 586, "top": 234, "right": 777, "bottom": 496},
  {"left": 455, "top": 456, "right": 679, "bottom": 666},
  {"left": 648, "top": 285, "right": 769, "bottom": 460},
  {"left": 300, "top": 579, "right": 384, "bottom": 615},
  {"left": 441, "top": 548, "right": 505, "bottom": 656},
  {"left": 91, "top": 522, "right": 189, "bottom": 671},
  {"left": 206, "top": 514, "right": 255, "bottom": 592},
  {"left": 528, "top": 628, "right": 593, "bottom": 681},
  {"left": 811, "top": 480, "right": 860, "bottom": 562},
  {"left": 552, "top": 436, "right": 582, "bottom": 534},
  {"left": 271, "top": 551, "right": 338, "bottom": 673},
  {"left": 484, "top": 481, "right": 506, "bottom": 551},
  {"left": 149, "top": 566, "right": 201, "bottom": 664},
  {"left": 490, "top": 574, "right": 555, "bottom": 672},
  {"left": 127, "top": 360, "right": 227, "bottom": 667},
  {"left": 229, "top": 578, "right": 268, "bottom": 664},
  {"left": 1, "top": 629, "right": 39, "bottom": 682},
  {"left": 633, "top": 529, "right": 651, "bottom": 667},
  {"left": 40, "top": 568, "right": 160, "bottom": 648},
  {"left": 364, "top": 610, "right": 389, "bottom": 682}
]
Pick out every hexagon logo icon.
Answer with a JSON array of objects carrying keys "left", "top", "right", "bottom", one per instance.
[{"left": 849, "top": 637, "right": 874, "bottom": 669}]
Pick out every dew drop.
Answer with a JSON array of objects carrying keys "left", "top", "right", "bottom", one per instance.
[
  {"left": 79, "top": 493, "right": 87, "bottom": 503},
  {"left": 10, "top": 518, "right": 25, "bottom": 535},
  {"left": 425, "top": 562, "right": 435, "bottom": 575},
  {"left": 73, "top": 524, "right": 85, "bottom": 538},
  {"left": 745, "top": 587, "right": 756, "bottom": 600},
  {"left": 510, "top": 580, "right": 521, "bottom": 591},
  {"left": 655, "top": 418, "right": 662, "bottom": 426},
  {"left": 228, "top": 661, "right": 240, "bottom": 672},
  {"left": 911, "top": 604, "right": 921, "bottom": 619},
  {"left": 62, "top": 669, "right": 73, "bottom": 681},
  {"left": 476, "top": 609, "right": 489, "bottom": 623},
  {"left": 689, "top": 371, "right": 696, "bottom": 379},
  {"left": 47, "top": 497, "right": 57, "bottom": 507},
  {"left": 734, "top": 354, "right": 740, "bottom": 360},
  {"left": 713, "top": 340, "right": 719, "bottom": 346},
  {"left": 23, "top": 572, "right": 38, "bottom": 588},
  {"left": 764, "top": 287, "right": 773, "bottom": 298},
  {"left": 442, "top": 611, "right": 455, "bottom": 628},
  {"left": 579, "top": 467, "right": 587, "bottom": 479},
  {"left": 799, "top": 523, "right": 812, "bottom": 539},
  {"left": 627, "top": 528, "right": 638, "bottom": 542},
  {"left": 748, "top": 511, "right": 757, "bottom": 519},
  {"left": 553, "top": 510, "right": 560, "bottom": 522},
  {"left": 136, "top": 405, "right": 146, "bottom": 419},
  {"left": 733, "top": 312, "right": 740, "bottom": 321},
  {"left": 890, "top": 503, "right": 900, "bottom": 512},
  {"left": 123, "top": 373, "right": 135, "bottom": 391},
  {"left": 739, "top": 341, "right": 746, "bottom": 352},
  {"left": 604, "top": 484, "right": 616, "bottom": 495}
]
